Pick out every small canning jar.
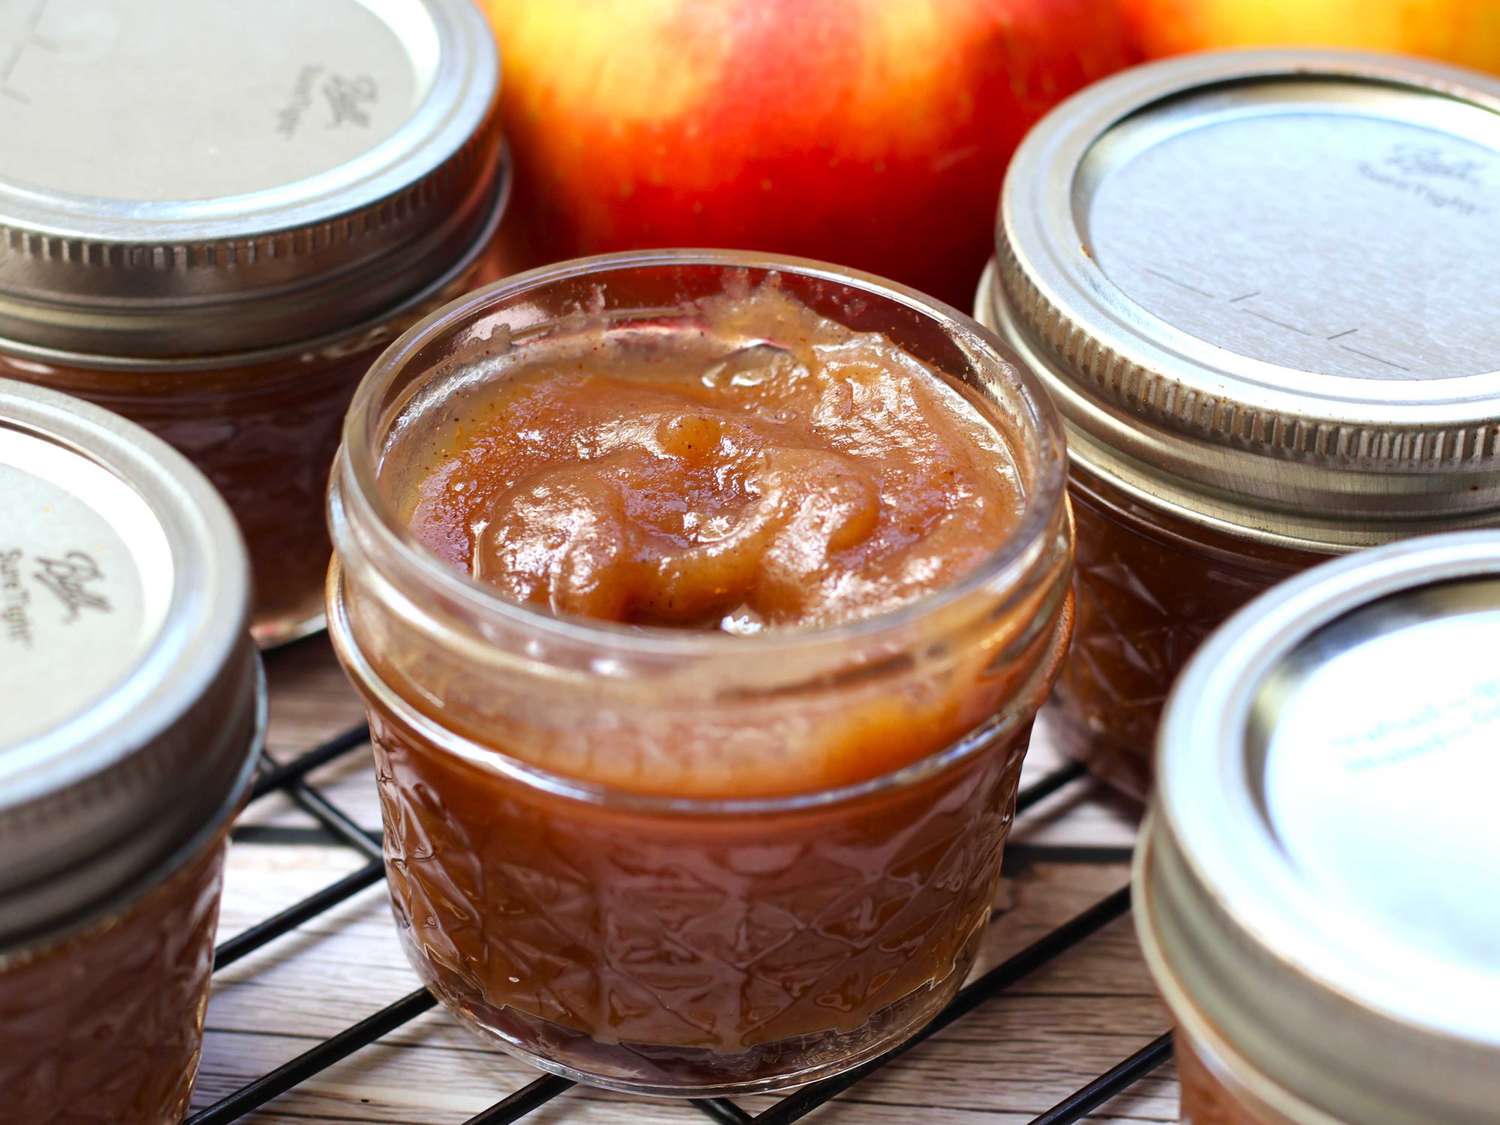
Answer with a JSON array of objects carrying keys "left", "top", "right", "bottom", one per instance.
[
  {"left": 0, "top": 0, "right": 508, "bottom": 646},
  {"left": 0, "top": 380, "right": 262, "bottom": 1123},
  {"left": 326, "top": 251, "right": 1075, "bottom": 1095},
  {"left": 979, "top": 49, "right": 1500, "bottom": 794},
  {"left": 1137, "top": 530, "right": 1500, "bottom": 1125}
]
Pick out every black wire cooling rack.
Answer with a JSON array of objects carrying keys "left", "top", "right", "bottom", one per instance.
[{"left": 187, "top": 668, "right": 1173, "bottom": 1125}]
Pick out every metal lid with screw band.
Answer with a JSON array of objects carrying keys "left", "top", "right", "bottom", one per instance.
[
  {"left": 0, "top": 379, "right": 262, "bottom": 948},
  {"left": 982, "top": 49, "right": 1500, "bottom": 552},
  {"left": 0, "top": 0, "right": 503, "bottom": 362},
  {"left": 1136, "top": 529, "right": 1500, "bottom": 1125}
]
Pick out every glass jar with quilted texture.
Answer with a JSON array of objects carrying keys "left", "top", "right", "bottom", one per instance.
[
  {"left": 0, "top": 839, "right": 231, "bottom": 1124},
  {"left": 0, "top": 381, "right": 261, "bottom": 1124},
  {"left": 980, "top": 51, "right": 1500, "bottom": 795},
  {"left": 326, "top": 250, "right": 1075, "bottom": 1095},
  {"left": 1049, "top": 464, "right": 1320, "bottom": 795}
]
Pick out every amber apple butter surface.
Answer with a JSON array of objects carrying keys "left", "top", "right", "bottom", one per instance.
[{"left": 407, "top": 286, "right": 1023, "bottom": 635}]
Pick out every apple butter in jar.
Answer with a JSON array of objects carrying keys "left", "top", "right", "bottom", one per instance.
[
  {"left": 327, "top": 251, "right": 1074, "bottom": 1094},
  {"left": 0, "top": 0, "right": 509, "bottom": 646},
  {"left": 1138, "top": 530, "right": 1500, "bottom": 1125},
  {"left": 979, "top": 50, "right": 1500, "bottom": 794},
  {"left": 0, "top": 381, "right": 262, "bottom": 1124}
]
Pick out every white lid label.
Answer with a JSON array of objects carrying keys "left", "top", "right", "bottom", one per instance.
[
  {"left": 1088, "top": 107, "right": 1500, "bottom": 380},
  {"left": 0, "top": 429, "right": 171, "bottom": 746},
  {"left": 0, "top": 0, "right": 430, "bottom": 200},
  {"left": 1266, "top": 608, "right": 1500, "bottom": 974}
]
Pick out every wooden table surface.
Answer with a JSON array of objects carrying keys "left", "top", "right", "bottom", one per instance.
[{"left": 192, "top": 635, "right": 1177, "bottom": 1124}]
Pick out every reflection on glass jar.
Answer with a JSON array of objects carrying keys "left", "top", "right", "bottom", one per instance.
[
  {"left": 0, "top": 0, "right": 507, "bottom": 646},
  {"left": 327, "top": 251, "right": 1074, "bottom": 1094},
  {"left": 1138, "top": 531, "right": 1500, "bottom": 1125},
  {"left": 982, "top": 50, "right": 1500, "bottom": 793},
  {"left": 0, "top": 381, "right": 261, "bottom": 1123}
]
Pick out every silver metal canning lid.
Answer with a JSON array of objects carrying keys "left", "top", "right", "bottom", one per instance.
[
  {"left": 0, "top": 0, "right": 502, "bottom": 361},
  {"left": 0, "top": 379, "right": 261, "bottom": 947},
  {"left": 1137, "top": 529, "right": 1500, "bottom": 1124},
  {"left": 987, "top": 49, "right": 1500, "bottom": 551}
]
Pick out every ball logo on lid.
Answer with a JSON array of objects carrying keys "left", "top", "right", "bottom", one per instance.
[
  {"left": 31, "top": 551, "right": 113, "bottom": 623},
  {"left": 0, "top": 0, "right": 422, "bottom": 201},
  {"left": 276, "top": 66, "right": 381, "bottom": 139},
  {"left": 1358, "top": 142, "right": 1489, "bottom": 217}
]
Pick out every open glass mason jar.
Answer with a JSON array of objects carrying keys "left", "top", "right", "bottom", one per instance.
[
  {"left": 1138, "top": 530, "right": 1500, "bottom": 1125},
  {"left": 327, "top": 250, "right": 1074, "bottom": 1094},
  {"left": 0, "top": 380, "right": 262, "bottom": 1123},
  {"left": 979, "top": 49, "right": 1500, "bottom": 795},
  {"left": 0, "top": 0, "right": 508, "bottom": 646}
]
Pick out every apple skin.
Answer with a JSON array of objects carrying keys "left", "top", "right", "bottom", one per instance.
[
  {"left": 1123, "top": 0, "right": 1500, "bottom": 71},
  {"left": 481, "top": 1, "right": 1134, "bottom": 308}
]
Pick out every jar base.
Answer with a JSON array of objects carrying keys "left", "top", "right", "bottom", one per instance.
[
  {"left": 415, "top": 923, "right": 983, "bottom": 1097},
  {"left": 251, "top": 607, "right": 327, "bottom": 650}
]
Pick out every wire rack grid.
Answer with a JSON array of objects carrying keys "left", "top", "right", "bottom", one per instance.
[{"left": 186, "top": 651, "right": 1173, "bottom": 1125}]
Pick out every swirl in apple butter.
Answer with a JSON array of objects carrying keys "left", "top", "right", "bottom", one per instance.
[{"left": 405, "top": 286, "right": 1024, "bottom": 634}]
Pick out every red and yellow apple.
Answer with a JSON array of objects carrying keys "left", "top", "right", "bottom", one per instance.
[
  {"left": 480, "top": 1, "right": 1134, "bottom": 308},
  {"left": 1123, "top": 0, "right": 1500, "bottom": 72}
]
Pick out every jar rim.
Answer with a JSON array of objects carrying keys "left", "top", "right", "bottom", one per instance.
[
  {"left": 977, "top": 259, "right": 1500, "bottom": 550},
  {"left": 336, "top": 248, "right": 1071, "bottom": 660}
]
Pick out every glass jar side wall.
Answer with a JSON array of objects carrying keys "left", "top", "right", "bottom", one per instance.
[
  {"left": 330, "top": 481, "right": 1072, "bottom": 1093},
  {"left": 1049, "top": 464, "right": 1322, "bottom": 797},
  {"left": 0, "top": 834, "right": 229, "bottom": 1125},
  {"left": 362, "top": 696, "right": 1032, "bottom": 1094}
]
